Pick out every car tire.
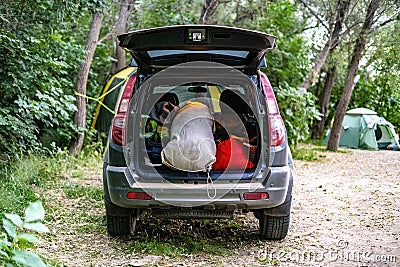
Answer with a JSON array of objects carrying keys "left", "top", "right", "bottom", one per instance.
[
  {"left": 259, "top": 213, "right": 290, "bottom": 240},
  {"left": 103, "top": 149, "right": 139, "bottom": 236},
  {"left": 106, "top": 207, "right": 138, "bottom": 236}
]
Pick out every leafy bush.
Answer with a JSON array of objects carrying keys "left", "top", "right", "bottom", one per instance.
[
  {"left": 260, "top": 0, "right": 310, "bottom": 89},
  {"left": 276, "top": 83, "right": 321, "bottom": 148},
  {"left": 0, "top": 24, "right": 81, "bottom": 159},
  {"left": 0, "top": 201, "right": 48, "bottom": 267}
]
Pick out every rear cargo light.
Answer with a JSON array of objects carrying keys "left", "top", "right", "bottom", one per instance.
[
  {"left": 111, "top": 74, "right": 137, "bottom": 146},
  {"left": 127, "top": 192, "right": 152, "bottom": 200},
  {"left": 259, "top": 72, "right": 285, "bottom": 147},
  {"left": 243, "top": 192, "right": 269, "bottom": 200}
]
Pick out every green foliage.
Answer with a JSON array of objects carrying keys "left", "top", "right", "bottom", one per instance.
[
  {"left": 216, "top": 0, "right": 310, "bottom": 89},
  {"left": 0, "top": 142, "right": 103, "bottom": 216},
  {"left": 0, "top": 3, "right": 85, "bottom": 158},
  {"left": 62, "top": 185, "right": 103, "bottom": 201},
  {"left": 0, "top": 137, "right": 103, "bottom": 264},
  {"left": 292, "top": 147, "right": 320, "bottom": 161},
  {"left": 82, "top": 0, "right": 109, "bottom": 12},
  {"left": 123, "top": 233, "right": 226, "bottom": 257},
  {"left": 135, "top": 0, "right": 202, "bottom": 28},
  {"left": 260, "top": 0, "right": 310, "bottom": 88},
  {"left": 0, "top": 0, "right": 108, "bottom": 159},
  {"left": 0, "top": 157, "right": 45, "bottom": 216},
  {"left": 276, "top": 84, "right": 321, "bottom": 148},
  {"left": 0, "top": 201, "right": 48, "bottom": 267}
]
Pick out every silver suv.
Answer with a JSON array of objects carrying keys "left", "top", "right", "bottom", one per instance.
[{"left": 103, "top": 25, "right": 293, "bottom": 240}]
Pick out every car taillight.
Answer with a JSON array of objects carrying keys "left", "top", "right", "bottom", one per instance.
[
  {"left": 269, "top": 114, "right": 285, "bottom": 146},
  {"left": 111, "top": 74, "right": 136, "bottom": 146},
  {"left": 243, "top": 192, "right": 269, "bottom": 200},
  {"left": 127, "top": 192, "right": 152, "bottom": 200},
  {"left": 259, "top": 72, "right": 285, "bottom": 147},
  {"left": 111, "top": 114, "right": 125, "bottom": 145},
  {"left": 118, "top": 98, "right": 130, "bottom": 113}
]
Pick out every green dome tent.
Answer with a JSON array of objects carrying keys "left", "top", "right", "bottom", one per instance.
[{"left": 324, "top": 108, "right": 399, "bottom": 150}]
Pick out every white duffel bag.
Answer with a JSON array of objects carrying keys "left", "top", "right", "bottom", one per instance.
[{"left": 161, "top": 101, "right": 216, "bottom": 172}]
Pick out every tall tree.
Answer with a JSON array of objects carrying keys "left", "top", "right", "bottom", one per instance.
[
  {"left": 135, "top": 0, "right": 201, "bottom": 28},
  {"left": 311, "top": 64, "right": 336, "bottom": 139},
  {"left": 299, "top": 0, "right": 351, "bottom": 90},
  {"left": 199, "top": 0, "right": 229, "bottom": 24},
  {"left": 110, "top": 0, "right": 136, "bottom": 73},
  {"left": 69, "top": 10, "right": 104, "bottom": 154},
  {"left": 307, "top": 0, "right": 351, "bottom": 139},
  {"left": 327, "top": 0, "right": 380, "bottom": 151}
]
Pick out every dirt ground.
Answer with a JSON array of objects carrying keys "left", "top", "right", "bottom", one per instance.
[{"left": 39, "top": 148, "right": 400, "bottom": 266}]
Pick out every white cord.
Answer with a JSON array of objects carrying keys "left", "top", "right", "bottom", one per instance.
[{"left": 206, "top": 166, "right": 216, "bottom": 199}]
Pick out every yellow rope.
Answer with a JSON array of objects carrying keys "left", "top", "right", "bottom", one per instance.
[
  {"left": 75, "top": 92, "right": 115, "bottom": 114},
  {"left": 75, "top": 77, "right": 129, "bottom": 115}
]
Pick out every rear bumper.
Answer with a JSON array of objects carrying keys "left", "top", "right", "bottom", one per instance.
[{"left": 105, "top": 164, "right": 291, "bottom": 210}]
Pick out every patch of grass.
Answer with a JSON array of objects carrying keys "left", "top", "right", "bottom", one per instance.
[
  {"left": 292, "top": 142, "right": 350, "bottom": 161},
  {"left": 124, "top": 239, "right": 184, "bottom": 257},
  {"left": 292, "top": 147, "right": 323, "bottom": 161},
  {"left": 0, "top": 156, "right": 51, "bottom": 216},
  {"left": 44, "top": 259, "right": 67, "bottom": 267},
  {"left": 227, "top": 220, "right": 241, "bottom": 229},
  {"left": 0, "top": 145, "right": 106, "bottom": 265},
  {"left": 0, "top": 179, "right": 37, "bottom": 216},
  {"left": 177, "top": 233, "right": 226, "bottom": 255},
  {"left": 313, "top": 147, "right": 350, "bottom": 154},
  {"left": 45, "top": 197, "right": 105, "bottom": 235},
  {"left": 62, "top": 184, "right": 103, "bottom": 201},
  {"left": 0, "top": 145, "right": 104, "bottom": 231},
  {"left": 47, "top": 182, "right": 104, "bottom": 235},
  {"left": 121, "top": 233, "right": 228, "bottom": 258}
]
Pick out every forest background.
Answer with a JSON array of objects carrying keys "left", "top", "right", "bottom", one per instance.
[
  {"left": 1, "top": 1, "right": 399, "bottom": 265},
  {"left": 1, "top": 0, "right": 399, "bottom": 158}
]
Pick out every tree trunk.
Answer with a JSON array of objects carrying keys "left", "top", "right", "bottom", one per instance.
[
  {"left": 69, "top": 11, "right": 103, "bottom": 155},
  {"left": 300, "top": 42, "right": 330, "bottom": 89},
  {"left": 310, "top": 0, "right": 351, "bottom": 138},
  {"left": 111, "top": 0, "right": 135, "bottom": 74},
  {"left": 111, "top": 46, "right": 127, "bottom": 74},
  {"left": 300, "top": 0, "right": 350, "bottom": 90},
  {"left": 330, "top": 0, "right": 351, "bottom": 50},
  {"left": 199, "top": 0, "right": 219, "bottom": 24},
  {"left": 327, "top": 0, "right": 380, "bottom": 151},
  {"left": 311, "top": 65, "right": 336, "bottom": 139}
]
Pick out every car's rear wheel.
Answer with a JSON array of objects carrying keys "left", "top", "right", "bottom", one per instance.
[
  {"left": 258, "top": 213, "right": 290, "bottom": 240},
  {"left": 106, "top": 204, "right": 138, "bottom": 236},
  {"left": 103, "top": 152, "right": 139, "bottom": 236}
]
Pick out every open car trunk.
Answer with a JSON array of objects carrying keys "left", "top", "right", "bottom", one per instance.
[
  {"left": 119, "top": 25, "right": 276, "bottom": 180},
  {"left": 125, "top": 69, "right": 267, "bottom": 181}
]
